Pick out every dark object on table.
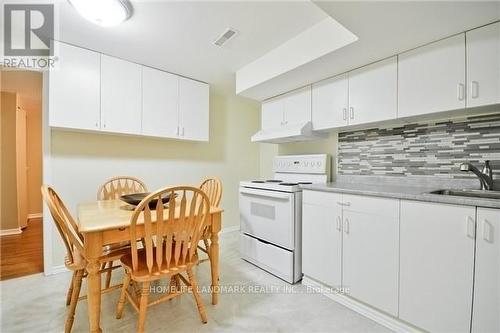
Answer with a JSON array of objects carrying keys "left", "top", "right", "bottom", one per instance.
[{"left": 120, "top": 193, "right": 174, "bottom": 208}]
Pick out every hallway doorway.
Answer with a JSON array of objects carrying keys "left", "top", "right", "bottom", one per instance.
[{"left": 0, "top": 68, "right": 44, "bottom": 280}]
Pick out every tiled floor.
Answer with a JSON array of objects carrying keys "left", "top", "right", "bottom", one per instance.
[{"left": 0, "top": 231, "right": 391, "bottom": 332}]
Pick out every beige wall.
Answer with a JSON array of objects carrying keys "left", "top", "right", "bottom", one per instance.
[
  {"left": 48, "top": 91, "right": 260, "bottom": 266},
  {"left": 259, "top": 133, "right": 338, "bottom": 180},
  {"left": 1, "top": 69, "right": 43, "bottom": 216},
  {"left": 1, "top": 92, "right": 19, "bottom": 230}
]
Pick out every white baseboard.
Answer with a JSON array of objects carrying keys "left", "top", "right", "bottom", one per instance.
[
  {"left": 47, "top": 264, "right": 69, "bottom": 276},
  {"left": 221, "top": 225, "right": 240, "bottom": 234},
  {"left": 0, "top": 228, "right": 22, "bottom": 236},
  {"left": 302, "top": 277, "right": 422, "bottom": 333},
  {"left": 28, "top": 213, "right": 43, "bottom": 220}
]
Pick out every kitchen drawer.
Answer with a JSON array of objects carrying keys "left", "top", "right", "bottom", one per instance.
[
  {"left": 303, "top": 190, "right": 341, "bottom": 207},
  {"left": 343, "top": 194, "right": 399, "bottom": 219},
  {"left": 240, "top": 233, "right": 294, "bottom": 282}
]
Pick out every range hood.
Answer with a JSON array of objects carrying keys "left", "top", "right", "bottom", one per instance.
[{"left": 251, "top": 121, "right": 326, "bottom": 144}]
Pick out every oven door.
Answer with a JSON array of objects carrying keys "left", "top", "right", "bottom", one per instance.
[{"left": 239, "top": 187, "right": 295, "bottom": 250}]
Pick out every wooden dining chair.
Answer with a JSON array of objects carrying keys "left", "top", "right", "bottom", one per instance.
[
  {"left": 97, "top": 176, "right": 148, "bottom": 200},
  {"left": 197, "top": 178, "right": 222, "bottom": 263},
  {"left": 116, "top": 186, "right": 211, "bottom": 333},
  {"left": 97, "top": 176, "right": 148, "bottom": 288},
  {"left": 41, "top": 186, "right": 128, "bottom": 333}
]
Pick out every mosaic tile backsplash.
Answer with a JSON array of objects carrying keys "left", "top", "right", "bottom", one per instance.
[{"left": 338, "top": 114, "right": 500, "bottom": 179}]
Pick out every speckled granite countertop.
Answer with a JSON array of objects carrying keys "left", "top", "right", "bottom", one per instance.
[{"left": 301, "top": 182, "right": 500, "bottom": 209}]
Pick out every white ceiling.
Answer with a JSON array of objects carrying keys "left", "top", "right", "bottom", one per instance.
[
  {"left": 238, "top": 1, "right": 500, "bottom": 100},
  {"left": 56, "top": 0, "right": 327, "bottom": 94}
]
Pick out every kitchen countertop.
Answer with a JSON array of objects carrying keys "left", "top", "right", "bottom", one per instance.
[{"left": 301, "top": 182, "right": 500, "bottom": 209}]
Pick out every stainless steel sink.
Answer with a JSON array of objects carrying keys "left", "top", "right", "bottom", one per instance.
[{"left": 429, "top": 189, "right": 500, "bottom": 200}]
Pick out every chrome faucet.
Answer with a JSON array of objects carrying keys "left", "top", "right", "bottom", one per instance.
[{"left": 460, "top": 160, "right": 494, "bottom": 190}]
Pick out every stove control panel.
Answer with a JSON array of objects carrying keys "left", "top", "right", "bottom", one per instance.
[{"left": 273, "top": 154, "right": 330, "bottom": 174}]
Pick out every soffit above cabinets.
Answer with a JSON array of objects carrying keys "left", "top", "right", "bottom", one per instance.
[{"left": 236, "top": 1, "right": 500, "bottom": 101}]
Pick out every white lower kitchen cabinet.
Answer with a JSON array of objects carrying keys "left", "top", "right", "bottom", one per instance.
[
  {"left": 342, "top": 195, "right": 399, "bottom": 316},
  {"left": 399, "top": 200, "right": 475, "bottom": 333},
  {"left": 100, "top": 55, "right": 142, "bottom": 135},
  {"left": 472, "top": 207, "right": 500, "bottom": 333},
  {"left": 302, "top": 190, "right": 342, "bottom": 288}
]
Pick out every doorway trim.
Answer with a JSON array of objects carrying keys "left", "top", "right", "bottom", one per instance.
[{"left": 42, "top": 71, "right": 54, "bottom": 275}]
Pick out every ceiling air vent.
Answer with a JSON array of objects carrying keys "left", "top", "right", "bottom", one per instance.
[{"left": 213, "top": 28, "right": 238, "bottom": 47}]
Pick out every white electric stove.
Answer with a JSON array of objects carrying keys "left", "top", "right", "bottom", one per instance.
[{"left": 239, "top": 154, "right": 330, "bottom": 283}]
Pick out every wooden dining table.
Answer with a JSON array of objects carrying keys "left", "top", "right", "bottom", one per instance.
[{"left": 77, "top": 199, "right": 223, "bottom": 333}]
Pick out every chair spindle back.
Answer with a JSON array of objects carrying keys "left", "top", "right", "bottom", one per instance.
[
  {"left": 129, "top": 186, "right": 210, "bottom": 275},
  {"left": 41, "top": 186, "right": 85, "bottom": 265},
  {"left": 199, "top": 177, "right": 222, "bottom": 207},
  {"left": 97, "top": 176, "right": 147, "bottom": 200}
]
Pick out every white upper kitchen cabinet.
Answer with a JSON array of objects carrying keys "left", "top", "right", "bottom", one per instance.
[
  {"left": 302, "top": 190, "right": 343, "bottom": 288},
  {"left": 400, "top": 201, "right": 475, "bottom": 333},
  {"left": 472, "top": 207, "right": 500, "bottom": 333},
  {"left": 178, "top": 77, "right": 209, "bottom": 141},
  {"left": 101, "top": 55, "right": 142, "bottom": 135},
  {"left": 261, "top": 97, "right": 284, "bottom": 129},
  {"left": 348, "top": 57, "right": 397, "bottom": 126},
  {"left": 342, "top": 194, "right": 399, "bottom": 316},
  {"left": 466, "top": 22, "right": 500, "bottom": 108},
  {"left": 312, "top": 74, "right": 349, "bottom": 130},
  {"left": 282, "top": 86, "right": 312, "bottom": 125},
  {"left": 398, "top": 34, "right": 466, "bottom": 118},
  {"left": 49, "top": 41, "right": 100, "bottom": 130},
  {"left": 142, "top": 66, "right": 179, "bottom": 138}
]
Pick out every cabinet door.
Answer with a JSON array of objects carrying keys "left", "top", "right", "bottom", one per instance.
[
  {"left": 398, "top": 34, "right": 466, "bottom": 118},
  {"left": 261, "top": 98, "right": 284, "bottom": 129},
  {"left": 400, "top": 201, "right": 475, "bottom": 333},
  {"left": 283, "top": 86, "right": 312, "bottom": 125},
  {"left": 49, "top": 41, "right": 100, "bottom": 130},
  {"left": 101, "top": 55, "right": 142, "bottom": 135},
  {"left": 472, "top": 208, "right": 500, "bottom": 333},
  {"left": 302, "top": 191, "right": 342, "bottom": 288},
  {"left": 348, "top": 57, "right": 397, "bottom": 125},
  {"left": 178, "top": 77, "right": 209, "bottom": 141},
  {"left": 466, "top": 22, "right": 500, "bottom": 108},
  {"left": 312, "top": 74, "right": 348, "bottom": 130},
  {"left": 142, "top": 67, "right": 179, "bottom": 138},
  {"left": 342, "top": 195, "right": 399, "bottom": 316}
]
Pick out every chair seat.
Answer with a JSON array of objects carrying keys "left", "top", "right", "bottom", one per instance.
[{"left": 120, "top": 247, "right": 198, "bottom": 282}]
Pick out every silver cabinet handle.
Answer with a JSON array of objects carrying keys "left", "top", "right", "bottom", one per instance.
[
  {"left": 482, "top": 219, "right": 493, "bottom": 243},
  {"left": 176, "top": 126, "right": 180, "bottom": 136},
  {"left": 344, "top": 218, "right": 350, "bottom": 234},
  {"left": 336, "top": 216, "right": 342, "bottom": 232},
  {"left": 349, "top": 107, "right": 354, "bottom": 120},
  {"left": 457, "top": 83, "right": 465, "bottom": 101},
  {"left": 466, "top": 216, "right": 476, "bottom": 239},
  {"left": 181, "top": 127, "right": 185, "bottom": 136},
  {"left": 336, "top": 201, "right": 351, "bottom": 207},
  {"left": 342, "top": 108, "right": 347, "bottom": 120},
  {"left": 95, "top": 122, "right": 99, "bottom": 128},
  {"left": 470, "top": 81, "right": 479, "bottom": 99}
]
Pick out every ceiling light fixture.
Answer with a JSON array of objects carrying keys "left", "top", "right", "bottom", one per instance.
[{"left": 68, "top": 0, "right": 132, "bottom": 27}]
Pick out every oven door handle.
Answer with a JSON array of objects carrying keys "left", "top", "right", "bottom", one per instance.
[{"left": 239, "top": 188, "right": 291, "bottom": 200}]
